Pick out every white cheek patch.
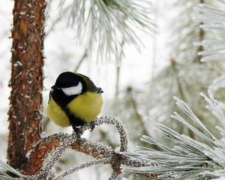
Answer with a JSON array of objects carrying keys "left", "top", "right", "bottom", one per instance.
[{"left": 62, "top": 82, "right": 82, "bottom": 96}]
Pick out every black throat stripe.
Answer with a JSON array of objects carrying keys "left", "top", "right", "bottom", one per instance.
[
  {"left": 51, "top": 90, "right": 86, "bottom": 127},
  {"left": 64, "top": 108, "right": 86, "bottom": 127}
]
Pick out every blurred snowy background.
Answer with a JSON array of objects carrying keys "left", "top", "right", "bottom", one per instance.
[{"left": 1, "top": 0, "right": 225, "bottom": 179}]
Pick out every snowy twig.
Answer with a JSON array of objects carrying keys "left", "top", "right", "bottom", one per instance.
[
  {"left": 23, "top": 117, "right": 148, "bottom": 179},
  {"left": 193, "top": 4, "right": 225, "bottom": 62},
  {"left": 54, "top": 158, "right": 111, "bottom": 180},
  {"left": 37, "top": 133, "right": 77, "bottom": 179},
  {"left": 193, "top": 3, "right": 225, "bottom": 90},
  {"left": 0, "top": 160, "right": 24, "bottom": 180},
  {"left": 109, "top": 171, "right": 120, "bottom": 180},
  {"left": 2, "top": 115, "right": 155, "bottom": 180},
  {"left": 73, "top": 48, "right": 88, "bottom": 72},
  {"left": 91, "top": 117, "right": 128, "bottom": 152},
  {"left": 127, "top": 87, "right": 149, "bottom": 137},
  {"left": 26, "top": 133, "right": 113, "bottom": 175}
]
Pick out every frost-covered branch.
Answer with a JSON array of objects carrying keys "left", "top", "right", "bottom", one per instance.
[
  {"left": 14, "top": 116, "right": 152, "bottom": 179},
  {"left": 0, "top": 117, "right": 154, "bottom": 179},
  {"left": 59, "top": 0, "right": 154, "bottom": 62},
  {"left": 124, "top": 92, "right": 225, "bottom": 180},
  {"left": 37, "top": 133, "right": 77, "bottom": 179},
  {"left": 54, "top": 158, "right": 111, "bottom": 180},
  {"left": 193, "top": 4, "right": 225, "bottom": 62},
  {"left": 93, "top": 117, "right": 128, "bottom": 152},
  {"left": 193, "top": 3, "right": 225, "bottom": 90},
  {"left": 0, "top": 160, "right": 24, "bottom": 180},
  {"left": 167, "top": 0, "right": 202, "bottom": 63},
  {"left": 26, "top": 133, "right": 113, "bottom": 176}
]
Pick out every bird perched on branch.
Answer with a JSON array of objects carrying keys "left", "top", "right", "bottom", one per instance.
[{"left": 47, "top": 72, "right": 103, "bottom": 136}]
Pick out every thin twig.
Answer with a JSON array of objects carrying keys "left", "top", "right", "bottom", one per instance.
[
  {"left": 91, "top": 117, "right": 128, "bottom": 152},
  {"left": 171, "top": 62, "right": 196, "bottom": 139},
  {"left": 74, "top": 48, "right": 88, "bottom": 72},
  {"left": 126, "top": 87, "right": 149, "bottom": 136},
  {"left": 37, "top": 133, "right": 77, "bottom": 179},
  {"left": 109, "top": 171, "right": 120, "bottom": 180},
  {"left": 54, "top": 158, "right": 111, "bottom": 180},
  {"left": 115, "top": 39, "right": 124, "bottom": 97},
  {"left": 115, "top": 66, "right": 121, "bottom": 97}
]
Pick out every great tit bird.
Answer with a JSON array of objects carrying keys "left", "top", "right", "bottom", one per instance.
[{"left": 47, "top": 72, "right": 103, "bottom": 136}]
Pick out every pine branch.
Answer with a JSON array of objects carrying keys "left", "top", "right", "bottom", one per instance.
[
  {"left": 124, "top": 92, "right": 225, "bottom": 180},
  {"left": 168, "top": 1, "right": 201, "bottom": 62},
  {"left": 25, "top": 133, "right": 113, "bottom": 175},
  {"left": 193, "top": 4, "right": 225, "bottom": 62},
  {"left": 37, "top": 133, "right": 77, "bottom": 179},
  {"left": 58, "top": 0, "right": 155, "bottom": 61},
  {"left": 193, "top": 3, "right": 225, "bottom": 90},
  {"left": 0, "top": 160, "right": 24, "bottom": 180},
  {"left": 127, "top": 87, "right": 149, "bottom": 137},
  {"left": 171, "top": 61, "right": 196, "bottom": 139},
  {"left": 17, "top": 117, "right": 153, "bottom": 179},
  {"left": 73, "top": 48, "right": 88, "bottom": 72}
]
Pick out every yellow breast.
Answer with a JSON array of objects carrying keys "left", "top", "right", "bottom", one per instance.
[
  {"left": 67, "top": 92, "right": 103, "bottom": 122},
  {"left": 47, "top": 98, "right": 70, "bottom": 127}
]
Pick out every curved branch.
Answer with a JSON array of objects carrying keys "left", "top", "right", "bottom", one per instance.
[
  {"left": 92, "top": 117, "right": 128, "bottom": 152},
  {"left": 24, "top": 117, "right": 150, "bottom": 179},
  {"left": 26, "top": 133, "right": 113, "bottom": 175},
  {"left": 37, "top": 133, "right": 77, "bottom": 179}
]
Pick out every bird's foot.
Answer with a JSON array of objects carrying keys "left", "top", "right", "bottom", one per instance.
[
  {"left": 89, "top": 121, "right": 96, "bottom": 132},
  {"left": 72, "top": 125, "right": 83, "bottom": 138}
]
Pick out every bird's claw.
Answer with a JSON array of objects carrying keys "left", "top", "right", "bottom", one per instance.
[{"left": 89, "top": 122, "right": 96, "bottom": 132}]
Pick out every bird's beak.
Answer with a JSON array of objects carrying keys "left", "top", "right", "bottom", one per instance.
[{"left": 97, "top": 88, "right": 104, "bottom": 94}]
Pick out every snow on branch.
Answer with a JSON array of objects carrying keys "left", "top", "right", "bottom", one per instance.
[
  {"left": 124, "top": 92, "right": 225, "bottom": 180},
  {"left": 59, "top": 0, "right": 155, "bottom": 62},
  {"left": 37, "top": 132, "right": 77, "bottom": 179},
  {"left": 0, "top": 160, "right": 24, "bottom": 180},
  {"left": 94, "top": 116, "right": 128, "bottom": 152},
  {"left": 193, "top": 3, "right": 225, "bottom": 90},
  {"left": 1, "top": 116, "right": 153, "bottom": 179},
  {"left": 55, "top": 158, "right": 111, "bottom": 180},
  {"left": 193, "top": 4, "right": 225, "bottom": 62}
]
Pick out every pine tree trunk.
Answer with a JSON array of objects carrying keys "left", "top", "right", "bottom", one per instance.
[{"left": 8, "top": 0, "right": 46, "bottom": 174}]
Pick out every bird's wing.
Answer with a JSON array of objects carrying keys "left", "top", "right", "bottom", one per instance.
[{"left": 75, "top": 73, "right": 98, "bottom": 92}]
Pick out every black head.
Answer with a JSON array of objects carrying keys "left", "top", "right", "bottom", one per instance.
[{"left": 52, "top": 72, "right": 86, "bottom": 96}]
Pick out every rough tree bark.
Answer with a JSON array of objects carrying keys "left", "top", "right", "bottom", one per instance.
[{"left": 8, "top": 0, "right": 46, "bottom": 174}]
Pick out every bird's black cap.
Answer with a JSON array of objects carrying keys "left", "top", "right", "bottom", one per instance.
[{"left": 55, "top": 72, "right": 82, "bottom": 88}]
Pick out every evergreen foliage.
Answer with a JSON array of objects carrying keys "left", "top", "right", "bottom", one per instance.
[
  {"left": 124, "top": 92, "right": 225, "bottom": 180},
  {"left": 58, "top": 0, "right": 155, "bottom": 62},
  {"left": 193, "top": 2, "right": 225, "bottom": 90}
]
